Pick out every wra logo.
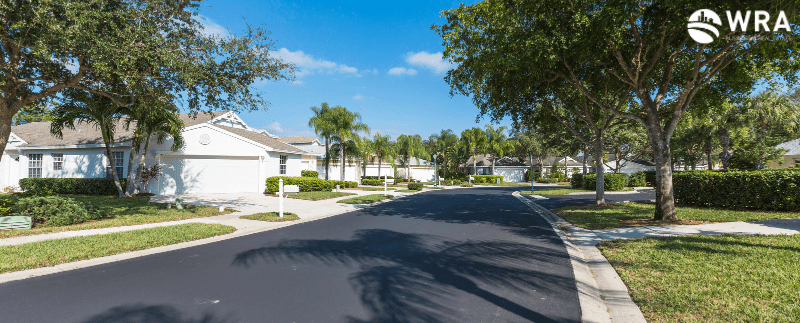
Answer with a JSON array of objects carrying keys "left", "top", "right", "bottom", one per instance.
[{"left": 687, "top": 9, "right": 792, "bottom": 44}]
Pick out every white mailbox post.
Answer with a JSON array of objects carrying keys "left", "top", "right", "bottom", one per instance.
[
  {"left": 384, "top": 176, "right": 395, "bottom": 194},
  {"left": 469, "top": 176, "right": 474, "bottom": 185},
  {"left": 278, "top": 179, "right": 299, "bottom": 218}
]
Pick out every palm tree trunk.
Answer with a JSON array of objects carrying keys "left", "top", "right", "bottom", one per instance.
[
  {"left": 134, "top": 134, "right": 153, "bottom": 193},
  {"left": 491, "top": 153, "right": 496, "bottom": 175},
  {"left": 324, "top": 136, "right": 330, "bottom": 180},
  {"left": 340, "top": 142, "right": 346, "bottom": 181},
  {"left": 125, "top": 144, "right": 138, "bottom": 196},
  {"left": 472, "top": 149, "right": 476, "bottom": 175},
  {"left": 378, "top": 155, "right": 382, "bottom": 177}
]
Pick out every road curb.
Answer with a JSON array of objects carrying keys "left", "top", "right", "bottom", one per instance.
[
  {"left": 0, "top": 193, "right": 412, "bottom": 285},
  {"left": 513, "top": 191, "right": 647, "bottom": 323}
]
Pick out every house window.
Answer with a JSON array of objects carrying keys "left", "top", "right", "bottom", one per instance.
[
  {"left": 280, "top": 155, "right": 287, "bottom": 175},
  {"left": 28, "top": 154, "right": 42, "bottom": 178},
  {"left": 52, "top": 153, "right": 63, "bottom": 171},
  {"left": 106, "top": 152, "right": 125, "bottom": 178}
]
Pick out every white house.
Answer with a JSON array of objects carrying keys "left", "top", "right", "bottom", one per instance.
[{"left": 0, "top": 111, "right": 309, "bottom": 195}]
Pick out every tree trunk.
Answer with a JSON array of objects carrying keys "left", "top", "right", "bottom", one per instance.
[
  {"left": 651, "top": 134, "right": 677, "bottom": 221},
  {"left": 491, "top": 153, "right": 496, "bottom": 175},
  {"left": 0, "top": 111, "right": 12, "bottom": 164},
  {"left": 324, "top": 136, "right": 330, "bottom": 180},
  {"left": 472, "top": 150, "right": 476, "bottom": 175},
  {"left": 125, "top": 144, "right": 138, "bottom": 196},
  {"left": 564, "top": 152, "right": 568, "bottom": 178},
  {"left": 537, "top": 157, "right": 545, "bottom": 177},
  {"left": 102, "top": 136, "right": 127, "bottom": 198},
  {"left": 340, "top": 142, "right": 346, "bottom": 181},
  {"left": 593, "top": 139, "right": 606, "bottom": 205},
  {"left": 582, "top": 146, "right": 588, "bottom": 174},
  {"left": 135, "top": 136, "right": 153, "bottom": 193},
  {"left": 378, "top": 155, "right": 382, "bottom": 177},
  {"left": 718, "top": 128, "right": 732, "bottom": 170}
]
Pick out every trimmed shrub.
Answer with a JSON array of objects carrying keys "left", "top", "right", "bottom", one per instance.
[
  {"left": 330, "top": 180, "right": 358, "bottom": 188},
  {"left": 12, "top": 196, "right": 105, "bottom": 227},
  {"left": 581, "top": 173, "right": 629, "bottom": 191},
  {"left": 571, "top": 173, "right": 584, "bottom": 189},
  {"left": 301, "top": 170, "right": 319, "bottom": 178},
  {"left": 524, "top": 170, "right": 542, "bottom": 182},
  {"left": 536, "top": 178, "right": 560, "bottom": 183},
  {"left": 265, "top": 177, "right": 334, "bottom": 193},
  {"left": 643, "top": 170, "right": 657, "bottom": 187},
  {"left": 548, "top": 172, "right": 566, "bottom": 182},
  {"left": 362, "top": 176, "right": 393, "bottom": 180},
  {"left": 470, "top": 175, "right": 503, "bottom": 184},
  {"left": 628, "top": 172, "right": 647, "bottom": 187},
  {"left": 361, "top": 178, "right": 384, "bottom": 186},
  {"left": 19, "top": 178, "right": 127, "bottom": 195},
  {"left": 673, "top": 170, "right": 800, "bottom": 211},
  {"left": 407, "top": 182, "right": 423, "bottom": 190},
  {"left": 0, "top": 198, "right": 13, "bottom": 216}
]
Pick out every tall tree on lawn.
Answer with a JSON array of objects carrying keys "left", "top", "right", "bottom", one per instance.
[
  {"left": 309, "top": 103, "right": 335, "bottom": 180},
  {"left": 371, "top": 133, "right": 395, "bottom": 178},
  {"left": 396, "top": 134, "right": 427, "bottom": 180},
  {"left": 329, "top": 106, "right": 370, "bottom": 181},
  {"left": 0, "top": 0, "right": 294, "bottom": 163},
  {"left": 436, "top": 1, "right": 800, "bottom": 219},
  {"left": 460, "top": 127, "right": 487, "bottom": 175},
  {"left": 484, "top": 125, "right": 517, "bottom": 176}
]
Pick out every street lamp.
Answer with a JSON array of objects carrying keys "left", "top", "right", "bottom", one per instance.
[
  {"left": 433, "top": 153, "right": 438, "bottom": 187},
  {"left": 529, "top": 152, "right": 534, "bottom": 194}
]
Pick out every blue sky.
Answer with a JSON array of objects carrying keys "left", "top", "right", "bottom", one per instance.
[{"left": 192, "top": 0, "right": 509, "bottom": 140}]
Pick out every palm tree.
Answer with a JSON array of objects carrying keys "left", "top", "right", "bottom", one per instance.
[
  {"left": 329, "top": 106, "right": 370, "bottom": 181},
  {"left": 51, "top": 90, "right": 130, "bottom": 198},
  {"left": 396, "top": 134, "right": 426, "bottom": 180},
  {"left": 372, "top": 133, "right": 395, "bottom": 178},
  {"left": 485, "top": 125, "right": 518, "bottom": 175},
  {"left": 122, "top": 100, "right": 185, "bottom": 195},
  {"left": 460, "top": 127, "right": 487, "bottom": 175},
  {"left": 355, "top": 136, "right": 374, "bottom": 179},
  {"left": 309, "top": 102, "right": 335, "bottom": 180}
]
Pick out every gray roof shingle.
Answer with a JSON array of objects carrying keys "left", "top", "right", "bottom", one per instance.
[{"left": 212, "top": 125, "right": 306, "bottom": 154}]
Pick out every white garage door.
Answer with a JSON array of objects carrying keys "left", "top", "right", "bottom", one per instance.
[{"left": 159, "top": 156, "right": 259, "bottom": 194}]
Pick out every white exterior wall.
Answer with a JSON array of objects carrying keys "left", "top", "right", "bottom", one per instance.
[
  {"left": 396, "top": 167, "right": 436, "bottom": 182},
  {"left": 364, "top": 165, "right": 394, "bottom": 177},
  {"left": 11, "top": 147, "right": 128, "bottom": 184},
  {"left": 317, "top": 164, "right": 358, "bottom": 181},
  {"left": 494, "top": 167, "right": 526, "bottom": 182}
]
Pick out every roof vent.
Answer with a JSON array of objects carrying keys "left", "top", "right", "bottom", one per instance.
[{"left": 199, "top": 133, "right": 211, "bottom": 145}]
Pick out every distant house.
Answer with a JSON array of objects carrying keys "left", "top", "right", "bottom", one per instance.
[
  {"left": 277, "top": 136, "right": 323, "bottom": 172},
  {"left": 0, "top": 111, "right": 309, "bottom": 195},
  {"left": 768, "top": 137, "right": 800, "bottom": 168},
  {"left": 462, "top": 155, "right": 583, "bottom": 182},
  {"left": 601, "top": 155, "right": 658, "bottom": 173}
]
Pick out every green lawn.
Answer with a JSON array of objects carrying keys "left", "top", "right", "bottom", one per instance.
[
  {"left": 240, "top": 212, "right": 299, "bottom": 222},
  {"left": 426, "top": 186, "right": 444, "bottom": 189},
  {"left": 555, "top": 202, "right": 800, "bottom": 230},
  {"left": 287, "top": 191, "right": 356, "bottom": 201},
  {"left": 478, "top": 182, "right": 530, "bottom": 187},
  {"left": 337, "top": 194, "right": 393, "bottom": 204},
  {"left": 0, "top": 223, "right": 235, "bottom": 274},
  {"left": 360, "top": 187, "right": 396, "bottom": 191},
  {"left": 0, "top": 196, "right": 233, "bottom": 239},
  {"left": 599, "top": 234, "right": 800, "bottom": 322},
  {"left": 520, "top": 188, "right": 592, "bottom": 195},
  {"left": 396, "top": 189, "right": 419, "bottom": 193}
]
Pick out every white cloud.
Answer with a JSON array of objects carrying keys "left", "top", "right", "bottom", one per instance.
[
  {"left": 274, "top": 48, "right": 360, "bottom": 77},
  {"left": 353, "top": 94, "right": 365, "bottom": 101},
  {"left": 194, "top": 15, "right": 229, "bottom": 38},
  {"left": 266, "top": 121, "right": 283, "bottom": 134},
  {"left": 406, "top": 51, "right": 453, "bottom": 74},
  {"left": 388, "top": 67, "right": 418, "bottom": 76}
]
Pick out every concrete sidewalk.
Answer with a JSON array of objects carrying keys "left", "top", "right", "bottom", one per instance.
[
  {"left": 0, "top": 189, "right": 425, "bottom": 247},
  {"left": 593, "top": 218, "right": 800, "bottom": 241}
]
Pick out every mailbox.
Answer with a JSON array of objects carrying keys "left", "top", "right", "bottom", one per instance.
[
  {"left": 386, "top": 178, "right": 395, "bottom": 184},
  {"left": 283, "top": 185, "right": 300, "bottom": 194}
]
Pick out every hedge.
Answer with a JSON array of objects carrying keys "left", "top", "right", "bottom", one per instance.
[
  {"left": 469, "top": 175, "right": 503, "bottom": 184},
  {"left": 301, "top": 170, "right": 319, "bottom": 178},
  {"left": 362, "top": 176, "right": 393, "bottom": 180},
  {"left": 13, "top": 196, "right": 106, "bottom": 227},
  {"left": 627, "top": 172, "right": 647, "bottom": 187},
  {"left": 330, "top": 180, "right": 358, "bottom": 188},
  {"left": 266, "top": 177, "right": 334, "bottom": 193},
  {"left": 536, "top": 178, "right": 560, "bottom": 184},
  {"left": 361, "top": 178, "right": 384, "bottom": 186},
  {"left": 19, "top": 178, "right": 128, "bottom": 195},
  {"left": 674, "top": 170, "right": 800, "bottom": 211},
  {"left": 524, "top": 170, "right": 542, "bottom": 181},
  {"left": 643, "top": 170, "right": 657, "bottom": 187},
  {"left": 581, "top": 173, "right": 629, "bottom": 191},
  {"left": 571, "top": 173, "right": 583, "bottom": 188}
]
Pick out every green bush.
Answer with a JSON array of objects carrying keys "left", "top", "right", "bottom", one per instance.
[
  {"left": 524, "top": 170, "right": 542, "bottom": 182},
  {"left": 407, "top": 182, "right": 423, "bottom": 190},
  {"left": 548, "top": 172, "right": 566, "bottom": 182},
  {"left": 674, "top": 170, "right": 800, "bottom": 211},
  {"left": 330, "top": 180, "right": 358, "bottom": 188},
  {"left": 470, "top": 175, "right": 503, "bottom": 184},
  {"left": 361, "top": 178, "right": 384, "bottom": 186},
  {"left": 581, "top": 173, "right": 629, "bottom": 191},
  {"left": 628, "top": 172, "right": 647, "bottom": 187},
  {"left": 571, "top": 173, "right": 584, "bottom": 188},
  {"left": 643, "top": 170, "right": 657, "bottom": 187},
  {"left": 19, "top": 178, "right": 127, "bottom": 195},
  {"left": 362, "top": 176, "right": 393, "bottom": 180},
  {"left": 0, "top": 198, "right": 13, "bottom": 216},
  {"left": 265, "top": 177, "right": 334, "bottom": 193},
  {"left": 536, "top": 178, "right": 560, "bottom": 183},
  {"left": 12, "top": 196, "right": 106, "bottom": 227},
  {"left": 301, "top": 170, "right": 319, "bottom": 178}
]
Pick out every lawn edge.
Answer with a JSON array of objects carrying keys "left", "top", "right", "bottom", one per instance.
[{"left": 512, "top": 191, "right": 646, "bottom": 323}]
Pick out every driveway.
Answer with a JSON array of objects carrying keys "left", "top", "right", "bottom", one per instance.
[{"left": 0, "top": 187, "right": 580, "bottom": 323}]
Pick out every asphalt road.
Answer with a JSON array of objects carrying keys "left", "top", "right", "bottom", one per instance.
[{"left": 0, "top": 187, "right": 580, "bottom": 323}]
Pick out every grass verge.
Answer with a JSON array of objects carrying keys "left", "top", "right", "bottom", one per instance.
[
  {"left": 520, "top": 188, "right": 592, "bottom": 195},
  {"left": 0, "top": 196, "right": 233, "bottom": 239},
  {"left": 337, "top": 194, "right": 393, "bottom": 204},
  {"left": 361, "top": 187, "right": 396, "bottom": 191},
  {"left": 0, "top": 223, "right": 235, "bottom": 274},
  {"left": 240, "top": 212, "right": 299, "bottom": 222},
  {"left": 555, "top": 202, "right": 800, "bottom": 229},
  {"left": 598, "top": 234, "right": 800, "bottom": 322},
  {"left": 287, "top": 192, "right": 356, "bottom": 201},
  {"left": 396, "top": 189, "right": 420, "bottom": 193}
]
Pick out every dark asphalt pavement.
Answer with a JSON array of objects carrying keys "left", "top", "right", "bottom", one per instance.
[{"left": 0, "top": 187, "right": 580, "bottom": 323}]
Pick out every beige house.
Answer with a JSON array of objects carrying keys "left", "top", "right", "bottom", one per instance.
[{"left": 768, "top": 138, "right": 800, "bottom": 168}]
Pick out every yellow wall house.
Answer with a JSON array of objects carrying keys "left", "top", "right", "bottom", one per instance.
[{"left": 768, "top": 138, "right": 800, "bottom": 168}]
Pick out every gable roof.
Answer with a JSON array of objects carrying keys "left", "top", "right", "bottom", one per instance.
[
  {"left": 10, "top": 120, "right": 136, "bottom": 147},
  {"left": 212, "top": 124, "right": 306, "bottom": 154},
  {"left": 278, "top": 136, "right": 318, "bottom": 144},
  {"left": 776, "top": 137, "right": 800, "bottom": 155}
]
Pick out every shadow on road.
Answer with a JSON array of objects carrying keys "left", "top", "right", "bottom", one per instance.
[
  {"left": 81, "top": 304, "right": 234, "bottom": 323},
  {"left": 231, "top": 229, "right": 574, "bottom": 323}
]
